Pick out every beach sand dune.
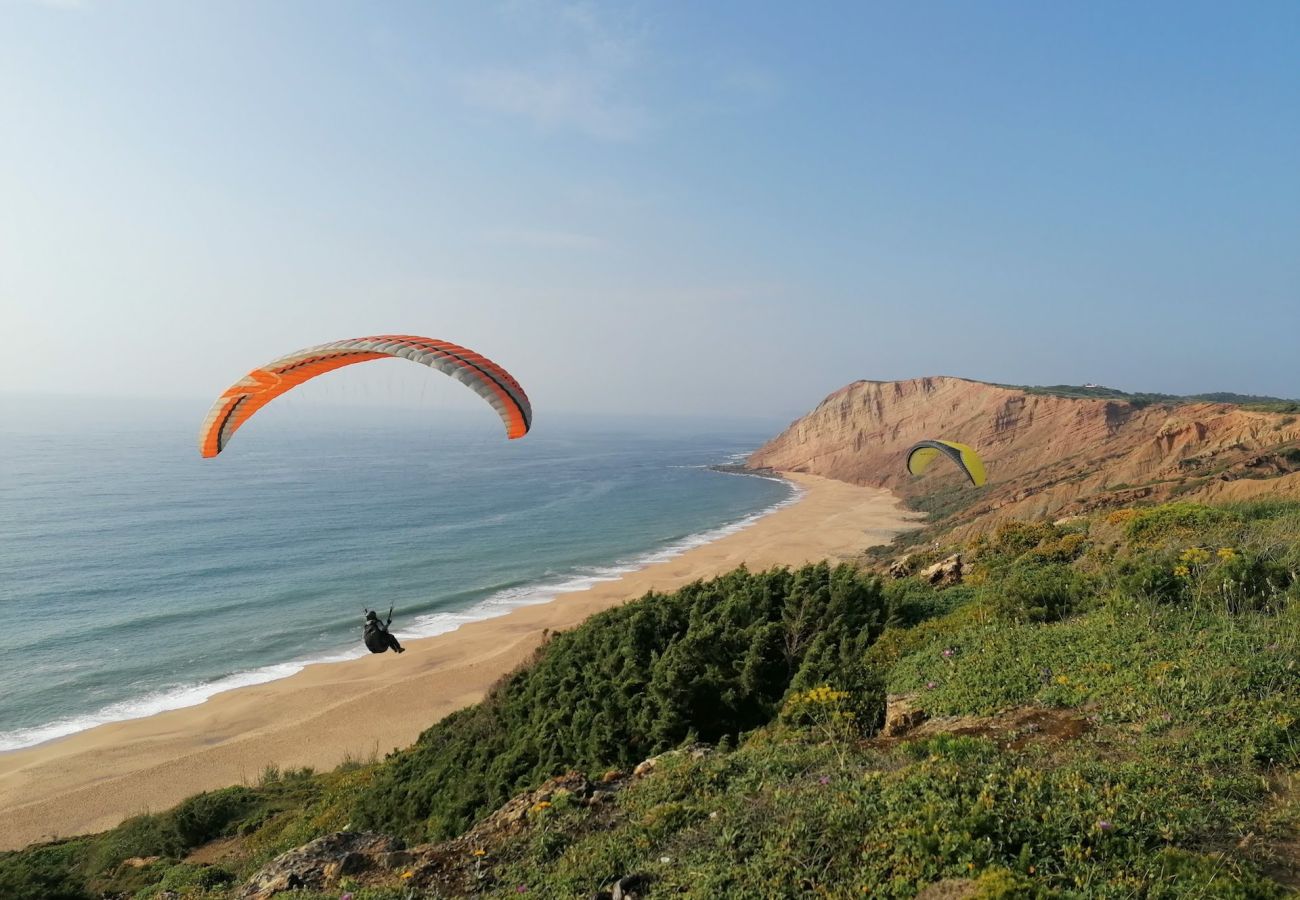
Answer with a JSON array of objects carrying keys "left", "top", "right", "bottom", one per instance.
[{"left": 0, "top": 474, "right": 915, "bottom": 850}]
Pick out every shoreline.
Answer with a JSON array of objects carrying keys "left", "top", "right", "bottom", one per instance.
[
  {"left": 0, "top": 473, "right": 917, "bottom": 850},
  {"left": 0, "top": 469, "right": 801, "bottom": 755}
]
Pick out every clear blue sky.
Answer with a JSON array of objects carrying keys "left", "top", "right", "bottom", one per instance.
[{"left": 3, "top": 1, "right": 1297, "bottom": 420}]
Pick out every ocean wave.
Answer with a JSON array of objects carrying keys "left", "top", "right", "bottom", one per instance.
[{"left": 0, "top": 472, "right": 800, "bottom": 753}]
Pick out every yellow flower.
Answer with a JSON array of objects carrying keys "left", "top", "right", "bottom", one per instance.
[
  {"left": 473, "top": 849, "right": 486, "bottom": 857},
  {"left": 1173, "top": 565, "right": 1190, "bottom": 577},
  {"left": 401, "top": 871, "right": 414, "bottom": 879},
  {"left": 1055, "top": 675, "right": 1069, "bottom": 685},
  {"left": 1180, "top": 547, "right": 1210, "bottom": 565},
  {"left": 1217, "top": 547, "right": 1237, "bottom": 560}
]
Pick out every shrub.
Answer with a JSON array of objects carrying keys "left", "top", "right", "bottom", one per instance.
[
  {"left": 171, "top": 786, "right": 261, "bottom": 847},
  {"left": 1027, "top": 530, "right": 1089, "bottom": 564},
  {"left": 87, "top": 814, "right": 185, "bottom": 873},
  {"left": 884, "top": 578, "right": 975, "bottom": 628},
  {"left": 353, "top": 563, "right": 891, "bottom": 840},
  {"left": 985, "top": 520, "right": 1060, "bottom": 559},
  {"left": 984, "top": 563, "right": 1088, "bottom": 623},
  {"left": 0, "top": 841, "right": 92, "bottom": 900},
  {"left": 1124, "top": 503, "right": 1234, "bottom": 547},
  {"left": 1207, "top": 551, "right": 1294, "bottom": 613},
  {"left": 1111, "top": 553, "right": 1189, "bottom": 605}
]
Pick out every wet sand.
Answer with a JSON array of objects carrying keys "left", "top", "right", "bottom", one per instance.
[{"left": 0, "top": 473, "right": 916, "bottom": 850}]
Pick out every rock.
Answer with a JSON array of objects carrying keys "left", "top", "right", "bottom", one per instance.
[
  {"left": 920, "top": 553, "right": 962, "bottom": 586},
  {"left": 882, "top": 693, "right": 927, "bottom": 737},
  {"left": 466, "top": 771, "right": 594, "bottom": 837},
  {"left": 887, "top": 556, "right": 913, "bottom": 578},
  {"left": 612, "top": 872, "right": 651, "bottom": 899},
  {"left": 601, "top": 768, "right": 624, "bottom": 783},
  {"left": 373, "top": 850, "right": 414, "bottom": 870},
  {"left": 240, "top": 832, "right": 404, "bottom": 899},
  {"left": 633, "top": 744, "right": 712, "bottom": 780}
]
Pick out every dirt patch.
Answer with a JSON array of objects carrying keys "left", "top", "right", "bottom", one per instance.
[
  {"left": 185, "top": 834, "right": 245, "bottom": 866},
  {"left": 914, "top": 878, "right": 977, "bottom": 899},
  {"left": 878, "top": 705, "right": 1092, "bottom": 751}
]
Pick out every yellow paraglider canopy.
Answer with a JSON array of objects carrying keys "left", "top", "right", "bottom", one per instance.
[{"left": 905, "top": 440, "right": 987, "bottom": 487}]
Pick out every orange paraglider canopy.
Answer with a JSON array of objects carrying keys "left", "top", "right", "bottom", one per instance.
[{"left": 198, "top": 335, "right": 532, "bottom": 458}]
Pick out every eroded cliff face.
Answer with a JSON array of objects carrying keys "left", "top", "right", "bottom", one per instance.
[{"left": 749, "top": 377, "right": 1300, "bottom": 533}]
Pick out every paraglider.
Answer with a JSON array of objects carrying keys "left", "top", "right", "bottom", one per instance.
[
  {"left": 904, "top": 440, "right": 987, "bottom": 487},
  {"left": 198, "top": 335, "right": 531, "bottom": 457},
  {"left": 363, "top": 606, "right": 405, "bottom": 654}
]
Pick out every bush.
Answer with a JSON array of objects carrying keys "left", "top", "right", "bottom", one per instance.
[
  {"left": 171, "top": 786, "right": 261, "bottom": 847},
  {"left": 1111, "top": 553, "right": 1189, "bottom": 605},
  {"left": 0, "top": 842, "right": 92, "bottom": 900},
  {"left": 1124, "top": 503, "right": 1234, "bottom": 547},
  {"left": 1210, "top": 551, "right": 1293, "bottom": 613},
  {"left": 884, "top": 579, "right": 975, "bottom": 628},
  {"left": 87, "top": 814, "right": 185, "bottom": 873},
  {"left": 353, "top": 563, "right": 891, "bottom": 840},
  {"left": 984, "top": 563, "right": 1088, "bottom": 623},
  {"left": 984, "top": 520, "right": 1061, "bottom": 559}
]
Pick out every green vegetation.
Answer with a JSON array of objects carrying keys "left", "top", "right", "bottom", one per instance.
[
  {"left": 354, "top": 562, "right": 889, "bottom": 841},
  {"left": 2, "top": 503, "right": 1297, "bottom": 898},
  {"left": 1003, "top": 383, "right": 1300, "bottom": 412}
]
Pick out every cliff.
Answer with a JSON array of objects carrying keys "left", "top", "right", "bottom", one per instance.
[{"left": 749, "top": 377, "right": 1300, "bottom": 533}]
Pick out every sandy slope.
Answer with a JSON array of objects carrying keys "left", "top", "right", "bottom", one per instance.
[{"left": 0, "top": 473, "right": 916, "bottom": 850}]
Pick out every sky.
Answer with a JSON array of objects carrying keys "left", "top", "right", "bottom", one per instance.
[{"left": 2, "top": 0, "right": 1298, "bottom": 422}]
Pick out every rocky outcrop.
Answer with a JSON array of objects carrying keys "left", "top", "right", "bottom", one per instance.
[
  {"left": 239, "top": 754, "right": 709, "bottom": 899},
  {"left": 240, "top": 832, "right": 405, "bottom": 900},
  {"left": 749, "top": 377, "right": 1300, "bottom": 534},
  {"left": 920, "top": 554, "right": 963, "bottom": 586}
]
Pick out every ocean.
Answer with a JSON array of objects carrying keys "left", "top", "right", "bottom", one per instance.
[{"left": 0, "top": 399, "right": 793, "bottom": 752}]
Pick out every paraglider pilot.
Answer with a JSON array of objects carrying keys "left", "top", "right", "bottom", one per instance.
[{"left": 363, "top": 607, "right": 405, "bottom": 654}]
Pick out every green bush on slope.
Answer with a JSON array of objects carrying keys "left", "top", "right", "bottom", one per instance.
[{"left": 353, "top": 563, "right": 891, "bottom": 841}]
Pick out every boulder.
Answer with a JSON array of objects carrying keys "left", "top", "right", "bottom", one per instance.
[
  {"left": 920, "top": 553, "right": 962, "bottom": 586},
  {"left": 467, "top": 771, "right": 593, "bottom": 837},
  {"left": 887, "top": 555, "right": 913, "bottom": 578},
  {"left": 240, "top": 832, "right": 404, "bottom": 899},
  {"left": 882, "top": 693, "right": 927, "bottom": 737}
]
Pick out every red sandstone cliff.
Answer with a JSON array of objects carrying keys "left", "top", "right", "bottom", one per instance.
[{"left": 749, "top": 377, "right": 1300, "bottom": 534}]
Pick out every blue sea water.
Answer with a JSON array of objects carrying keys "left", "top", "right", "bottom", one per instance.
[{"left": 0, "top": 399, "right": 792, "bottom": 752}]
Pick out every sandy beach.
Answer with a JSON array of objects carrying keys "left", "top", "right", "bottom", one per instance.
[{"left": 0, "top": 473, "right": 915, "bottom": 850}]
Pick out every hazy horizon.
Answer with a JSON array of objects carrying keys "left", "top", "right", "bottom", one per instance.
[{"left": 4, "top": 1, "right": 1297, "bottom": 418}]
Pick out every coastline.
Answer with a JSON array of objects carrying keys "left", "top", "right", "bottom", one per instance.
[
  {"left": 0, "top": 467, "right": 799, "bottom": 755},
  {"left": 0, "top": 473, "right": 917, "bottom": 850}
]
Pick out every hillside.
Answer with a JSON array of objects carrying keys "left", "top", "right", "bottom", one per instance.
[
  {"left": 749, "top": 377, "right": 1300, "bottom": 535},
  {"left": 5, "top": 499, "right": 1296, "bottom": 898}
]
